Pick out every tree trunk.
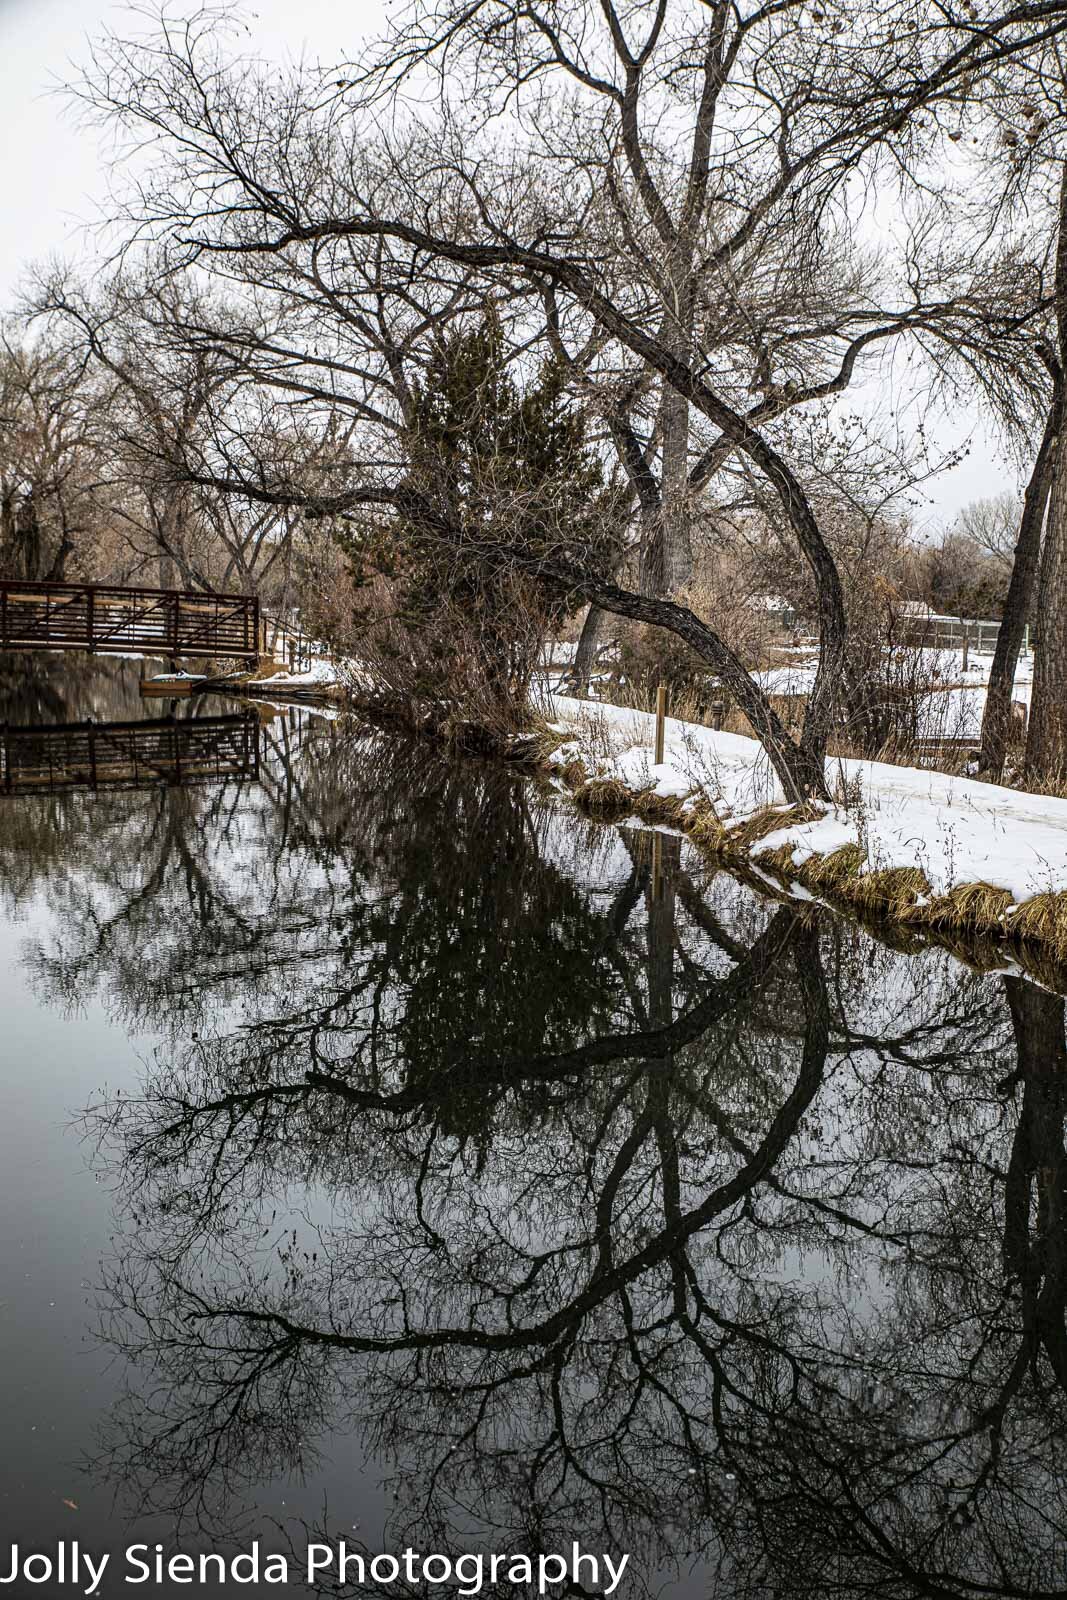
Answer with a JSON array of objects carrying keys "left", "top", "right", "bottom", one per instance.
[
  {"left": 1001, "top": 977, "right": 1067, "bottom": 1384},
  {"left": 571, "top": 604, "right": 616, "bottom": 691},
  {"left": 979, "top": 376, "right": 1059, "bottom": 778},
  {"left": 641, "top": 387, "right": 693, "bottom": 596},
  {"left": 556, "top": 562, "right": 829, "bottom": 802},
  {"left": 1027, "top": 164, "right": 1067, "bottom": 784},
  {"left": 1026, "top": 446, "right": 1067, "bottom": 781},
  {"left": 14, "top": 494, "right": 42, "bottom": 581}
]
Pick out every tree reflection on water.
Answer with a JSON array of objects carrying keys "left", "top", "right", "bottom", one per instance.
[{"left": 23, "top": 720, "right": 1063, "bottom": 1600}]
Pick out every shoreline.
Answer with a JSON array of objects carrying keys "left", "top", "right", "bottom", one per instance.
[{"left": 537, "top": 693, "right": 1067, "bottom": 983}]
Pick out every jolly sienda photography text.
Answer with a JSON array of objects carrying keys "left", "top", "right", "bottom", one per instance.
[{"left": 1, "top": 1542, "right": 630, "bottom": 1595}]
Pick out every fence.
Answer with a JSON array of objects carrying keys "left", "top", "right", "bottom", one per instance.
[
  {"left": 259, "top": 613, "right": 325, "bottom": 674},
  {"left": 898, "top": 611, "right": 1006, "bottom": 654}
]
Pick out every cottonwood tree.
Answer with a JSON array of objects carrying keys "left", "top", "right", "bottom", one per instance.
[
  {"left": 33, "top": 272, "right": 338, "bottom": 602},
  {"left": 937, "top": 44, "right": 1067, "bottom": 777},
  {"left": 1023, "top": 164, "right": 1067, "bottom": 779},
  {"left": 0, "top": 328, "right": 115, "bottom": 581}
]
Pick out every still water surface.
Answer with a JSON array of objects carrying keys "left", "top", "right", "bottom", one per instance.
[{"left": 0, "top": 656, "right": 1064, "bottom": 1598}]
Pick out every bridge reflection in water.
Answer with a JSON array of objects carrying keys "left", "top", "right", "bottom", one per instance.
[{"left": 0, "top": 712, "right": 260, "bottom": 796}]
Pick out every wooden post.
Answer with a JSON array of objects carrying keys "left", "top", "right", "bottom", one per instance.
[
  {"left": 651, "top": 831, "right": 663, "bottom": 903},
  {"left": 961, "top": 629, "right": 969, "bottom": 673},
  {"left": 654, "top": 683, "right": 667, "bottom": 765}
]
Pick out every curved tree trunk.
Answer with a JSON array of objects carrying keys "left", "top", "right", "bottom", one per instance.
[{"left": 549, "top": 563, "right": 829, "bottom": 803}]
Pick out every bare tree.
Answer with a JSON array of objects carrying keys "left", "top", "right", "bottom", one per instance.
[
  {"left": 0, "top": 326, "right": 115, "bottom": 581},
  {"left": 57, "top": 0, "right": 1067, "bottom": 797}
]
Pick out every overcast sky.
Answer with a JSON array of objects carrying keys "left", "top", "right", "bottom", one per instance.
[{"left": 0, "top": 0, "right": 1013, "bottom": 524}]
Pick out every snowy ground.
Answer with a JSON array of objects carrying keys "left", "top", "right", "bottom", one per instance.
[
  {"left": 253, "top": 658, "right": 342, "bottom": 690},
  {"left": 753, "top": 646, "right": 1034, "bottom": 744},
  {"left": 146, "top": 657, "right": 345, "bottom": 693},
  {"left": 546, "top": 695, "right": 1067, "bottom": 906}
]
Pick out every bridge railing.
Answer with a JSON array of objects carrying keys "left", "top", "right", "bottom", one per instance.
[
  {"left": 0, "top": 580, "right": 260, "bottom": 661},
  {"left": 260, "top": 612, "right": 325, "bottom": 674}
]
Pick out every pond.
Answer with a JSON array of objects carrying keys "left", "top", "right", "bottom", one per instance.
[{"left": 0, "top": 655, "right": 1063, "bottom": 1599}]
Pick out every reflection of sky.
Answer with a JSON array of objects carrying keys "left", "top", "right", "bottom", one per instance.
[
  {"left": 0, "top": 896, "right": 160, "bottom": 1543},
  {"left": 0, "top": 864, "right": 388, "bottom": 1583}
]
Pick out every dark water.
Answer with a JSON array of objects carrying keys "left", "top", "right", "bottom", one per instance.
[{"left": 0, "top": 655, "right": 1064, "bottom": 1599}]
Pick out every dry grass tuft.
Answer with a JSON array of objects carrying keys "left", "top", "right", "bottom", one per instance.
[
  {"left": 1004, "top": 893, "right": 1067, "bottom": 946},
  {"left": 918, "top": 881, "right": 1014, "bottom": 930},
  {"left": 573, "top": 777, "right": 638, "bottom": 817},
  {"left": 841, "top": 864, "right": 929, "bottom": 913},
  {"left": 528, "top": 724, "right": 572, "bottom": 762},
  {"left": 729, "top": 801, "right": 822, "bottom": 850},
  {"left": 795, "top": 842, "right": 868, "bottom": 888},
  {"left": 687, "top": 802, "right": 731, "bottom": 848},
  {"left": 754, "top": 840, "right": 805, "bottom": 879},
  {"left": 637, "top": 792, "right": 692, "bottom": 826}
]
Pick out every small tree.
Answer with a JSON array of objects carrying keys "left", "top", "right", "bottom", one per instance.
[{"left": 345, "top": 317, "right": 618, "bottom": 729}]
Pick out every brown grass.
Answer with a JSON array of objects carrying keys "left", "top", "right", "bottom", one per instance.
[
  {"left": 572, "top": 776, "right": 639, "bottom": 817},
  {"left": 1004, "top": 893, "right": 1067, "bottom": 946},
  {"left": 917, "top": 881, "right": 1014, "bottom": 929}
]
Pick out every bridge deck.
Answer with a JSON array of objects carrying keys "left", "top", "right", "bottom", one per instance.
[
  {"left": 0, "top": 580, "right": 260, "bottom": 661},
  {"left": 0, "top": 713, "right": 261, "bottom": 796}
]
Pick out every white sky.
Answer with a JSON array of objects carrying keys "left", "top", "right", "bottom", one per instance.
[{"left": 0, "top": 0, "right": 1015, "bottom": 525}]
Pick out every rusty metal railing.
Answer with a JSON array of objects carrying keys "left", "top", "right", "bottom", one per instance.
[{"left": 0, "top": 580, "right": 260, "bottom": 662}]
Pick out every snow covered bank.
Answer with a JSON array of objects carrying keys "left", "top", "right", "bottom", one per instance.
[
  {"left": 144, "top": 656, "right": 347, "bottom": 703},
  {"left": 544, "top": 695, "right": 1067, "bottom": 951}
]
